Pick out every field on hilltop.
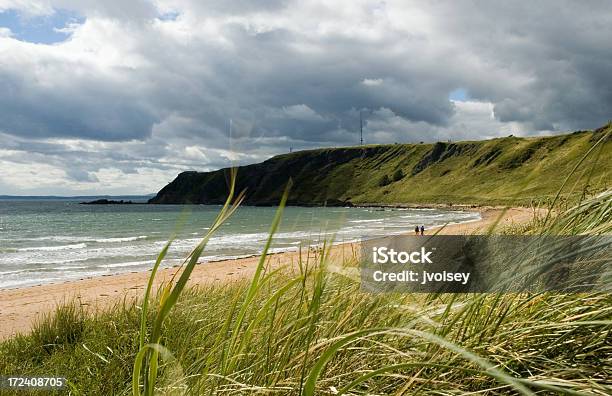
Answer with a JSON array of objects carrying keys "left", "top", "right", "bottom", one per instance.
[{"left": 150, "top": 124, "right": 611, "bottom": 206}]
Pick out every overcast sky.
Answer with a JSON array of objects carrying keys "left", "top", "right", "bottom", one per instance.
[{"left": 1, "top": 1, "right": 611, "bottom": 195}]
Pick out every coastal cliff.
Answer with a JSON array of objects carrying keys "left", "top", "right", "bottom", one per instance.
[{"left": 149, "top": 125, "right": 611, "bottom": 206}]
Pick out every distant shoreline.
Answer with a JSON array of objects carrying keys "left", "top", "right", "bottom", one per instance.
[
  {"left": 1, "top": 195, "right": 521, "bottom": 209},
  {"left": 0, "top": 195, "right": 154, "bottom": 201},
  {"left": 1, "top": 195, "right": 525, "bottom": 211}
]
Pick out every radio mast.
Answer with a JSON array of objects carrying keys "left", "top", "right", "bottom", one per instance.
[{"left": 360, "top": 111, "right": 364, "bottom": 146}]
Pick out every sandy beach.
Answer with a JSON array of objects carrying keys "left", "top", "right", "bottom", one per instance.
[{"left": 0, "top": 207, "right": 536, "bottom": 341}]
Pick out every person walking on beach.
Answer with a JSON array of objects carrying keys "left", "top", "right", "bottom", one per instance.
[
  {"left": 420, "top": 225, "right": 425, "bottom": 236},
  {"left": 414, "top": 225, "right": 419, "bottom": 235}
]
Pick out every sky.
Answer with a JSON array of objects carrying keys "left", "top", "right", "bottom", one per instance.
[{"left": 0, "top": 1, "right": 611, "bottom": 195}]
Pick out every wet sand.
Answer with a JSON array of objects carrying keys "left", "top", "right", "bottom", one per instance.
[{"left": 0, "top": 207, "right": 535, "bottom": 340}]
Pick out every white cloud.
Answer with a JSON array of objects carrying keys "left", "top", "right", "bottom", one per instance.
[
  {"left": 183, "top": 145, "right": 209, "bottom": 161},
  {"left": 0, "top": 0, "right": 53, "bottom": 16},
  {"left": 364, "top": 100, "right": 532, "bottom": 143},
  {"left": 274, "top": 104, "right": 327, "bottom": 122},
  {"left": 362, "top": 78, "right": 383, "bottom": 87},
  {"left": 0, "top": 26, "right": 12, "bottom": 37}
]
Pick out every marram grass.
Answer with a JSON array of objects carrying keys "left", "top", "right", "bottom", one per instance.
[{"left": 1, "top": 140, "right": 611, "bottom": 395}]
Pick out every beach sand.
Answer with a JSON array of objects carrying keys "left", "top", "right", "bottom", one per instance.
[{"left": 0, "top": 207, "right": 536, "bottom": 341}]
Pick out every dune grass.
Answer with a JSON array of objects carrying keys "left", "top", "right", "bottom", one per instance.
[{"left": 0, "top": 135, "right": 611, "bottom": 395}]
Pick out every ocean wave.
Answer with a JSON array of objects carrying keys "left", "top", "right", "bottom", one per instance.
[
  {"left": 18, "top": 243, "right": 87, "bottom": 252},
  {"left": 52, "top": 265, "right": 90, "bottom": 270},
  {"left": 0, "top": 235, "right": 84, "bottom": 243},
  {"left": 267, "top": 246, "right": 299, "bottom": 254},
  {"left": 2, "top": 235, "right": 148, "bottom": 244},
  {"left": 169, "top": 232, "right": 271, "bottom": 249},
  {"left": 201, "top": 253, "right": 256, "bottom": 262},
  {"left": 158, "top": 231, "right": 309, "bottom": 252},
  {"left": 102, "top": 260, "right": 154, "bottom": 269},
  {"left": 92, "top": 235, "right": 148, "bottom": 243},
  {"left": 0, "top": 269, "right": 25, "bottom": 276},
  {"left": 349, "top": 219, "right": 383, "bottom": 223}
]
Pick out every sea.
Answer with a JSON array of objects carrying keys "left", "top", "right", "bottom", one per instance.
[{"left": 0, "top": 199, "right": 480, "bottom": 289}]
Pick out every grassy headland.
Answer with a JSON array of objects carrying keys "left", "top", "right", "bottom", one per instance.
[{"left": 150, "top": 124, "right": 611, "bottom": 207}]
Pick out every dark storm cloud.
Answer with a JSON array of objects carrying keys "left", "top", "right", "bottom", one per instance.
[
  {"left": 432, "top": 1, "right": 612, "bottom": 130},
  {"left": 0, "top": 102, "right": 156, "bottom": 141},
  {"left": 3, "top": 1, "right": 611, "bottom": 144},
  {"left": 0, "top": 71, "right": 159, "bottom": 141},
  {"left": 166, "top": 0, "right": 290, "bottom": 15}
]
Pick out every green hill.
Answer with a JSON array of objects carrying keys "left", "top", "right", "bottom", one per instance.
[{"left": 149, "top": 124, "right": 611, "bottom": 206}]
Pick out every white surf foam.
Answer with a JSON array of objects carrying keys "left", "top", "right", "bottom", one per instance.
[
  {"left": 103, "top": 260, "right": 154, "bottom": 269},
  {"left": 93, "top": 235, "right": 148, "bottom": 243},
  {"left": 18, "top": 243, "right": 87, "bottom": 252}
]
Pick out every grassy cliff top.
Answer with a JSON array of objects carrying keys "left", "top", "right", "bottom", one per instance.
[{"left": 150, "top": 124, "right": 611, "bottom": 206}]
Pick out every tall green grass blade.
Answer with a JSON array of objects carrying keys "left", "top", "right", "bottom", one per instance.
[
  {"left": 132, "top": 343, "right": 177, "bottom": 396},
  {"left": 139, "top": 241, "right": 171, "bottom": 350},
  {"left": 230, "top": 275, "right": 304, "bottom": 366},
  {"left": 224, "top": 180, "right": 292, "bottom": 367},
  {"left": 136, "top": 168, "right": 244, "bottom": 396}
]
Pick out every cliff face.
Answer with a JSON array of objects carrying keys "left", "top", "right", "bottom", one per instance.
[{"left": 149, "top": 125, "right": 611, "bottom": 206}]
